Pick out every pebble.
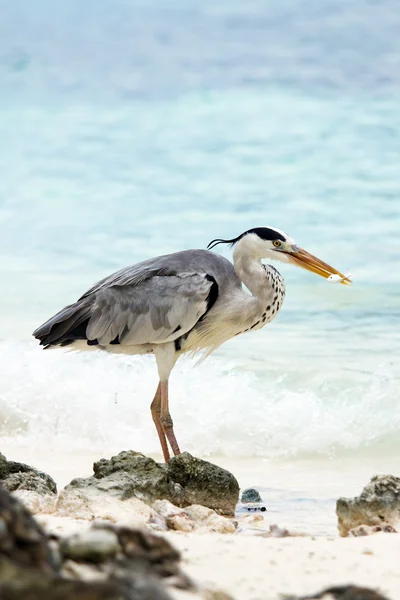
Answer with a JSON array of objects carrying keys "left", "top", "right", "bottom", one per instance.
[{"left": 240, "top": 488, "right": 262, "bottom": 503}]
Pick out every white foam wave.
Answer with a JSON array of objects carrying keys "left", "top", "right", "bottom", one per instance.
[{"left": 0, "top": 341, "right": 398, "bottom": 458}]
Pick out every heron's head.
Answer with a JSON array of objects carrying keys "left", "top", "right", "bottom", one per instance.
[{"left": 207, "top": 226, "right": 351, "bottom": 284}]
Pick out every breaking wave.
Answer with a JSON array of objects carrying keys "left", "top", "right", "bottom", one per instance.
[{"left": 0, "top": 340, "right": 398, "bottom": 459}]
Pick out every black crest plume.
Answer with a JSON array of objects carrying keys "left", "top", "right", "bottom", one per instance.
[{"left": 207, "top": 227, "right": 286, "bottom": 250}]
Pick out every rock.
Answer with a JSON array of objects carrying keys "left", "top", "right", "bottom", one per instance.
[
  {"left": 166, "top": 453, "right": 239, "bottom": 517},
  {"left": 60, "top": 451, "right": 239, "bottom": 520},
  {"left": 0, "top": 483, "right": 187, "bottom": 599},
  {"left": 108, "top": 524, "right": 183, "bottom": 580},
  {"left": 184, "top": 505, "right": 237, "bottom": 534},
  {"left": 348, "top": 523, "right": 397, "bottom": 537},
  {"left": 0, "top": 452, "right": 57, "bottom": 496},
  {"left": 148, "top": 514, "right": 169, "bottom": 532},
  {"left": 0, "top": 575, "right": 173, "bottom": 600},
  {"left": 336, "top": 474, "right": 400, "bottom": 536},
  {"left": 0, "top": 482, "right": 221, "bottom": 600},
  {"left": 58, "top": 451, "right": 184, "bottom": 521},
  {"left": 60, "top": 529, "right": 120, "bottom": 563},
  {"left": 167, "top": 513, "right": 194, "bottom": 532},
  {"left": 0, "top": 452, "right": 8, "bottom": 478},
  {"left": 56, "top": 483, "right": 156, "bottom": 526},
  {"left": 240, "top": 488, "right": 262, "bottom": 503},
  {"left": 294, "top": 584, "right": 390, "bottom": 600},
  {"left": 60, "top": 522, "right": 191, "bottom": 595},
  {"left": 12, "top": 490, "right": 58, "bottom": 514},
  {"left": 153, "top": 500, "right": 237, "bottom": 534},
  {"left": 61, "top": 558, "right": 108, "bottom": 582},
  {"left": 153, "top": 500, "right": 195, "bottom": 532},
  {"left": 151, "top": 499, "right": 182, "bottom": 519},
  {"left": 4, "top": 472, "right": 57, "bottom": 496},
  {"left": 0, "top": 483, "right": 58, "bottom": 580},
  {"left": 93, "top": 451, "right": 184, "bottom": 505}
]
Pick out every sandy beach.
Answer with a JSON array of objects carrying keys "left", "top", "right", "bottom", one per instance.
[
  {"left": 34, "top": 512, "right": 400, "bottom": 600},
  {"left": 166, "top": 532, "right": 400, "bottom": 600}
]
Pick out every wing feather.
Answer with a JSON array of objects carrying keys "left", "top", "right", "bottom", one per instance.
[{"left": 86, "top": 273, "right": 216, "bottom": 346}]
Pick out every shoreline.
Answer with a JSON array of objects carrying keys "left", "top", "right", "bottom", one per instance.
[
  {"left": 2, "top": 445, "right": 400, "bottom": 599},
  {"left": 3, "top": 442, "right": 400, "bottom": 537}
]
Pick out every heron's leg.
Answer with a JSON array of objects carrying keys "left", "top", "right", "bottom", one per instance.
[
  {"left": 153, "top": 343, "right": 180, "bottom": 461},
  {"left": 160, "top": 379, "right": 181, "bottom": 457},
  {"left": 150, "top": 381, "right": 170, "bottom": 462}
]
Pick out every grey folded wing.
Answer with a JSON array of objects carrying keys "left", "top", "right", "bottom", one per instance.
[{"left": 86, "top": 272, "right": 217, "bottom": 346}]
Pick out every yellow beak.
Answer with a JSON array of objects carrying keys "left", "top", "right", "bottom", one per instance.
[{"left": 286, "top": 247, "right": 352, "bottom": 285}]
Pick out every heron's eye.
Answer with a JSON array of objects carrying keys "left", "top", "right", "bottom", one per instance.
[{"left": 273, "top": 240, "right": 282, "bottom": 248}]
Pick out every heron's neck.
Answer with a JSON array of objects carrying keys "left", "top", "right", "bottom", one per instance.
[{"left": 233, "top": 238, "right": 275, "bottom": 302}]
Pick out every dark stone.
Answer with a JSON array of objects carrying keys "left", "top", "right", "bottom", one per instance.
[
  {"left": 93, "top": 451, "right": 164, "bottom": 480},
  {"left": 240, "top": 488, "right": 262, "bottom": 503},
  {"left": 97, "top": 523, "right": 185, "bottom": 583},
  {"left": 167, "top": 452, "right": 239, "bottom": 516},
  {"left": 0, "top": 453, "right": 57, "bottom": 495},
  {"left": 60, "top": 522, "right": 186, "bottom": 586},
  {"left": 0, "top": 453, "right": 8, "bottom": 479},
  {"left": 0, "top": 574, "right": 172, "bottom": 600},
  {"left": 294, "top": 585, "right": 390, "bottom": 600},
  {"left": 4, "top": 472, "right": 57, "bottom": 496},
  {"left": 0, "top": 483, "right": 58, "bottom": 579}
]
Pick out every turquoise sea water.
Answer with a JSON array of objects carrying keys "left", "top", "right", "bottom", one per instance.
[{"left": 0, "top": 1, "right": 399, "bottom": 471}]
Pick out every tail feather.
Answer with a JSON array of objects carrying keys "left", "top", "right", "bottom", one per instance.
[{"left": 33, "top": 300, "right": 92, "bottom": 347}]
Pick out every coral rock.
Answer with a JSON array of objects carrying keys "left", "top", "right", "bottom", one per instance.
[
  {"left": 60, "top": 451, "right": 239, "bottom": 520},
  {"left": 337, "top": 474, "right": 400, "bottom": 537},
  {"left": 0, "top": 452, "right": 57, "bottom": 496}
]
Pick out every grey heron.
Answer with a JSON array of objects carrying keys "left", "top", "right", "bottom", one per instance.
[{"left": 33, "top": 226, "right": 350, "bottom": 461}]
